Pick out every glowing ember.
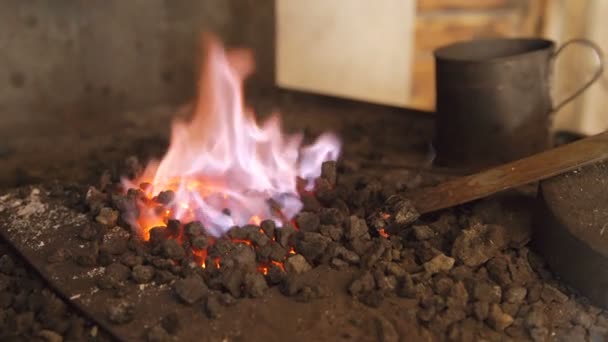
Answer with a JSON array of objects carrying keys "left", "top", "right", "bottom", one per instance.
[
  {"left": 378, "top": 228, "right": 390, "bottom": 238},
  {"left": 124, "top": 33, "right": 340, "bottom": 239}
]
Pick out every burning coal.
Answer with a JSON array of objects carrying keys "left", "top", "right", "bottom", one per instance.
[{"left": 124, "top": 34, "right": 340, "bottom": 239}]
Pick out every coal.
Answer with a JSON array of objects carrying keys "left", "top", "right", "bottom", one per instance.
[
  {"left": 38, "top": 329, "right": 63, "bottom": 342},
  {"left": 452, "top": 223, "right": 508, "bottom": 267},
  {"left": 487, "top": 304, "right": 514, "bottom": 331},
  {"left": 294, "top": 212, "right": 320, "bottom": 233},
  {"left": 285, "top": 255, "right": 312, "bottom": 275},
  {"left": 540, "top": 284, "right": 568, "bottom": 304},
  {"left": 191, "top": 235, "right": 209, "bottom": 250},
  {"left": 260, "top": 220, "right": 276, "bottom": 239},
  {"left": 348, "top": 271, "right": 375, "bottom": 297},
  {"left": 156, "top": 190, "right": 175, "bottom": 205},
  {"left": 46, "top": 248, "right": 71, "bottom": 264},
  {"left": 294, "top": 232, "right": 330, "bottom": 263},
  {"left": 173, "top": 275, "right": 208, "bottom": 305},
  {"left": 101, "top": 226, "right": 130, "bottom": 255},
  {"left": 96, "top": 207, "right": 119, "bottom": 227},
  {"left": 244, "top": 272, "right": 268, "bottom": 298},
  {"left": 412, "top": 225, "right": 435, "bottom": 241},
  {"left": 107, "top": 300, "right": 135, "bottom": 324},
  {"left": 99, "top": 262, "right": 130, "bottom": 289},
  {"left": 162, "top": 240, "right": 186, "bottom": 261},
  {"left": 155, "top": 270, "right": 176, "bottom": 285},
  {"left": 423, "top": 253, "right": 455, "bottom": 275},
  {"left": 276, "top": 224, "right": 297, "bottom": 248},
  {"left": 149, "top": 227, "right": 169, "bottom": 247},
  {"left": 504, "top": 287, "right": 527, "bottom": 304},
  {"left": 473, "top": 280, "right": 502, "bottom": 304},
  {"left": 268, "top": 244, "right": 288, "bottom": 262},
  {"left": 319, "top": 207, "right": 344, "bottom": 226},
  {"left": 321, "top": 161, "right": 337, "bottom": 186},
  {"left": 386, "top": 195, "right": 419, "bottom": 226},
  {"left": 132, "top": 265, "right": 155, "bottom": 284}
]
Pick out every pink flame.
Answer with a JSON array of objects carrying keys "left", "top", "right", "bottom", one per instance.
[{"left": 126, "top": 34, "right": 341, "bottom": 238}]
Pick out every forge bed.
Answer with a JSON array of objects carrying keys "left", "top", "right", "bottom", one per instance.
[{"left": 0, "top": 91, "right": 607, "bottom": 342}]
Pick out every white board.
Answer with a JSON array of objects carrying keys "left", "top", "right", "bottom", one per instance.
[{"left": 276, "top": 0, "right": 416, "bottom": 108}]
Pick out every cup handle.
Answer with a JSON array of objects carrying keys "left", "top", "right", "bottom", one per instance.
[{"left": 551, "top": 39, "right": 604, "bottom": 112}]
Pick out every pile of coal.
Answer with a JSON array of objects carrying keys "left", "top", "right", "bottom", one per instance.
[{"left": 69, "top": 157, "right": 608, "bottom": 341}]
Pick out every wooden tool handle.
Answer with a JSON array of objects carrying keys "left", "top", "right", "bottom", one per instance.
[{"left": 408, "top": 131, "right": 608, "bottom": 215}]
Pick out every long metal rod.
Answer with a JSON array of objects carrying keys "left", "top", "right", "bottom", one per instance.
[{"left": 408, "top": 131, "right": 608, "bottom": 214}]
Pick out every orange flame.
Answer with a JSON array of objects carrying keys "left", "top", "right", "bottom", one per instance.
[{"left": 124, "top": 33, "right": 340, "bottom": 239}]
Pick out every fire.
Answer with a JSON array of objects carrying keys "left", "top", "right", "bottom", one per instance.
[
  {"left": 378, "top": 228, "right": 390, "bottom": 238},
  {"left": 124, "top": 33, "right": 340, "bottom": 239}
]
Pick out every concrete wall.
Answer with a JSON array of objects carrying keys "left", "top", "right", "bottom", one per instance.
[{"left": 0, "top": 0, "right": 274, "bottom": 117}]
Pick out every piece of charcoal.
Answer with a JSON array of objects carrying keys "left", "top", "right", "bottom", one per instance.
[
  {"left": 362, "top": 239, "right": 390, "bottom": 268},
  {"left": 412, "top": 225, "right": 435, "bottom": 241},
  {"left": 256, "top": 243, "right": 272, "bottom": 262},
  {"left": 295, "top": 212, "right": 320, "bottom": 233},
  {"left": 361, "top": 290, "right": 384, "bottom": 308},
  {"left": 276, "top": 224, "right": 297, "bottom": 248},
  {"left": 191, "top": 235, "right": 209, "bottom": 250},
  {"left": 174, "top": 275, "right": 208, "bottom": 305},
  {"left": 300, "top": 194, "right": 322, "bottom": 212},
  {"left": 166, "top": 219, "right": 181, "bottom": 237},
  {"left": 330, "top": 258, "right": 348, "bottom": 269},
  {"left": 348, "top": 271, "right": 375, "bottom": 297},
  {"left": 132, "top": 265, "right": 155, "bottom": 284},
  {"left": 321, "top": 160, "right": 337, "bottom": 186},
  {"left": 120, "top": 253, "right": 143, "bottom": 268},
  {"left": 345, "top": 216, "right": 370, "bottom": 241},
  {"left": 162, "top": 240, "right": 185, "bottom": 261},
  {"left": 269, "top": 243, "right": 289, "bottom": 261},
  {"left": 205, "top": 295, "right": 223, "bottom": 319},
  {"left": 260, "top": 220, "right": 276, "bottom": 239},
  {"left": 101, "top": 226, "right": 131, "bottom": 255},
  {"left": 266, "top": 263, "right": 286, "bottom": 285},
  {"left": 315, "top": 178, "right": 335, "bottom": 204},
  {"left": 107, "top": 300, "right": 135, "bottom": 324},
  {"left": 156, "top": 190, "right": 175, "bottom": 205},
  {"left": 244, "top": 272, "right": 268, "bottom": 298},
  {"left": 221, "top": 268, "right": 244, "bottom": 298},
  {"left": 85, "top": 186, "right": 107, "bottom": 214},
  {"left": 319, "top": 224, "right": 344, "bottom": 242},
  {"left": 473, "top": 280, "right": 502, "bottom": 304},
  {"left": 96, "top": 207, "right": 119, "bottom": 227},
  {"left": 294, "top": 232, "right": 331, "bottom": 263},
  {"left": 146, "top": 325, "right": 171, "bottom": 342},
  {"left": 452, "top": 223, "right": 508, "bottom": 267},
  {"left": 386, "top": 195, "right": 419, "bottom": 226},
  {"left": 284, "top": 254, "right": 312, "bottom": 275},
  {"left": 487, "top": 304, "right": 514, "bottom": 331},
  {"left": 423, "top": 253, "right": 455, "bottom": 275},
  {"left": 155, "top": 270, "right": 176, "bottom": 284},
  {"left": 184, "top": 221, "right": 204, "bottom": 237},
  {"left": 319, "top": 208, "right": 345, "bottom": 225},
  {"left": 149, "top": 227, "right": 169, "bottom": 247},
  {"left": 99, "top": 262, "right": 130, "bottom": 289}
]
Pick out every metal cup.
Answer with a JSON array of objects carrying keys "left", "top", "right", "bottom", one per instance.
[{"left": 432, "top": 38, "right": 604, "bottom": 171}]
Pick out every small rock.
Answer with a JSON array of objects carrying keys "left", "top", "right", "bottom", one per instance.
[
  {"left": 321, "top": 160, "right": 337, "bottom": 186},
  {"left": 183, "top": 221, "right": 204, "bottom": 237},
  {"left": 504, "top": 286, "right": 527, "bottom": 304},
  {"left": 39, "top": 329, "right": 63, "bottom": 342},
  {"left": 99, "top": 262, "right": 130, "bottom": 289},
  {"left": 107, "top": 300, "right": 135, "bottom": 324},
  {"left": 205, "top": 296, "right": 223, "bottom": 319},
  {"left": 174, "top": 275, "right": 208, "bottom": 305},
  {"left": 473, "top": 301, "right": 489, "bottom": 321},
  {"left": 345, "top": 216, "right": 371, "bottom": 240},
  {"left": 285, "top": 254, "right": 312, "bottom": 275},
  {"left": 529, "top": 327, "right": 549, "bottom": 342},
  {"left": 349, "top": 271, "right": 375, "bottom": 297},
  {"left": 149, "top": 227, "right": 169, "bottom": 246},
  {"left": 121, "top": 253, "right": 143, "bottom": 268},
  {"left": 295, "top": 212, "right": 321, "bottom": 232},
  {"left": 451, "top": 223, "right": 507, "bottom": 267},
  {"left": 487, "top": 303, "right": 513, "bottom": 331},
  {"left": 540, "top": 284, "right": 568, "bottom": 303},
  {"left": 294, "top": 232, "right": 330, "bottom": 263},
  {"left": 155, "top": 270, "right": 175, "bottom": 284},
  {"left": 330, "top": 258, "right": 348, "bottom": 269},
  {"left": 96, "top": 207, "right": 119, "bottom": 227},
  {"left": 387, "top": 195, "right": 419, "bottom": 226},
  {"left": 423, "top": 253, "right": 455, "bottom": 274},
  {"left": 191, "top": 235, "right": 208, "bottom": 250},
  {"left": 525, "top": 306, "right": 545, "bottom": 328},
  {"left": 386, "top": 263, "right": 406, "bottom": 277},
  {"left": 412, "top": 225, "right": 435, "bottom": 241},
  {"left": 260, "top": 220, "right": 276, "bottom": 238},
  {"left": 319, "top": 207, "right": 344, "bottom": 225},
  {"left": 132, "top": 265, "right": 155, "bottom": 284},
  {"left": 276, "top": 224, "right": 297, "bottom": 248},
  {"left": 244, "top": 272, "right": 268, "bottom": 298},
  {"left": 162, "top": 240, "right": 185, "bottom": 260},
  {"left": 146, "top": 325, "right": 171, "bottom": 342},
  {"left": 156, "top": 190, "right": 175, "bottom": 205},
  {"left": 362, "top": 291, "right": 384, "bottom": 308},
  {"left": 473, "top": 281, "right": 502, "bottom": 304},
  {"left": 101, "top": 226, "right": 131, "bottom": 255}
]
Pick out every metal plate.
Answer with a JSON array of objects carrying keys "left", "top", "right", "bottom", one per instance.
[{"left": 534, "top": 160, "right": 608, "bottom": 307}]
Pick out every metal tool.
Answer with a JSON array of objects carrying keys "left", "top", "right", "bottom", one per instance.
[{"left": 408, "top": 130, "right": 608, "bottom": 215}]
